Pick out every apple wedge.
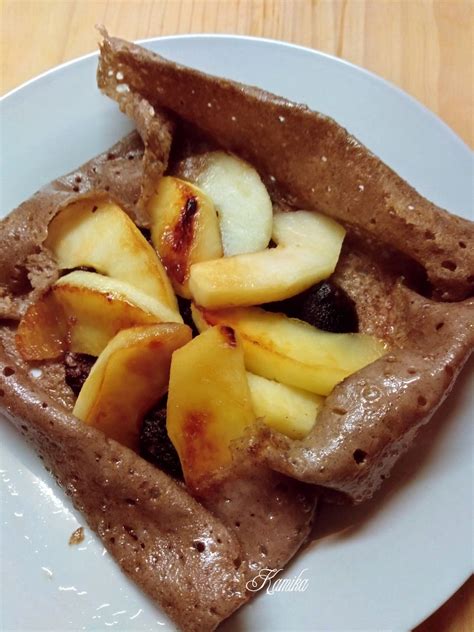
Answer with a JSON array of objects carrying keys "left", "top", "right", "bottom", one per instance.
[
  {"left": 247, "top": 372, "right": 324, "bottom": 439},
  {"left": 177, "top": 150, "right": 273, "bottom": 256},
  {"left": 16, "top": 271, "right": 183, "bottom": 360},
  {"left": 188, "top": 210, "right": 345, "bottom": 308},
  {"left": 73, "top": 323, "right": 192, "bottom": 450},
  {"left": 192, "top": 304, "right": 387, "bottom": 396},
  {"left": 167, "top": 325, "right": 255, "bottom": 490},
  {"left": 45, "top": 197, "right": 179, "bottom": 313},
  {"left": 148, "top": 176, "right": 223, "bottom": 297}
]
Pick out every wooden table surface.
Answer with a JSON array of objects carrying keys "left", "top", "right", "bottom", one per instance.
[{"left": 1, "top": 1, "right": 472, "bottom": 630}]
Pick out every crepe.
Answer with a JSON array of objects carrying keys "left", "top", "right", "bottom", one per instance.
[
  {"left": 97, "top": 33, "right": 474, "bottom": 502},
  {"left": 0, "top": 32, "right": 472, "bottom": 631}
]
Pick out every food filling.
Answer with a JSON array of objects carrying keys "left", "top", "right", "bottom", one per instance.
[{"left": 15, "top": 152, "right": 387, "bottom": 493}]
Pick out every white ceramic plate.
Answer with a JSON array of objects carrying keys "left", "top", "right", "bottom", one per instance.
[{"left": 0, "top": 35, "right": 472, "bottom": 632}]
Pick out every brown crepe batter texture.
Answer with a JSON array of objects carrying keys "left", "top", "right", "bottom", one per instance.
[{"left": 0, "top": 32, "right": 473, "bottom": 630}]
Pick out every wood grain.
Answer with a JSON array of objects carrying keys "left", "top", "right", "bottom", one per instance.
[
  {"left": 1, "top": 0, "right": 472, "bottom": 145},
  {"left": 1, "top": 1, "right": 473, "bottom": 630}
]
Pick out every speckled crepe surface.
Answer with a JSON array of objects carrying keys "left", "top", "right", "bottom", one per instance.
[{"left": 1, "top": 33, "right": 473, "bottom": 631}]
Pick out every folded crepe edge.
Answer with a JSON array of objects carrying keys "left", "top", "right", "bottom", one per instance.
[{"left": 97, "top": 33, "right": 474, "bottom": 303}]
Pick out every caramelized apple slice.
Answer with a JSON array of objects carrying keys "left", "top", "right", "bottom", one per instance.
[
  {"left": 247, "top": 372, "right": 324, "bottom": 439},
  {"left": 167, "top": 326, "right": 255, "bottom": 490},
  {"left": 45, "top": 198, "right": 179, "bottom": 313},
  {"left": 73, "top": 323, "right": 192, "bottom": 450},
  {"left": 192, "top": 304, "right": 386, "bottom": 396},
  {"left": 16, "top": 271, "right": 182, "bottom": 360},
  {"left": 177, "top": 150, "right": 273, "bottom": 256},
  {"left": 189, "top": 210, "right": 345, "bottom": 308},
  {"left": 15, "top": 291, "right": 70, "bottom": 361},
  {"left": 148, "top": 177, "right": 223, "bottom": 297}
]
